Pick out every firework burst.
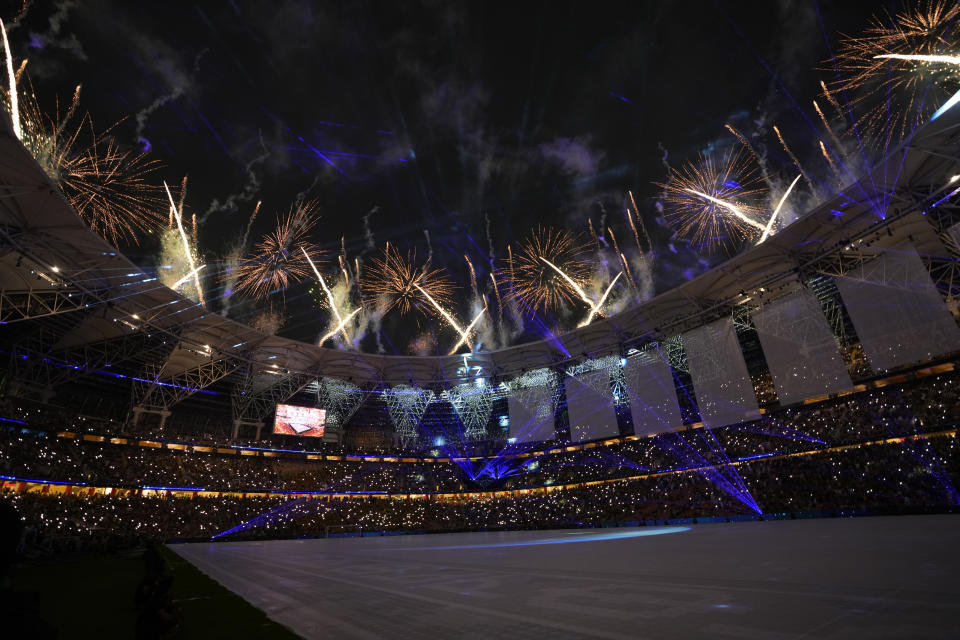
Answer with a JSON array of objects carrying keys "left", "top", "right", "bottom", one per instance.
[
  {"left": 505, "top": 226, "right": 592, "bottom": 312},
  {"left": 4, "top": 79, "right": 165, "bottom": 245},
  {"left": 360, "top": 243, "right": 455, "bottom": 317},
  {"left": 656, "top": 147, "right": 767, "bottom": 252},
  {"left": 0, "top": 16, "right": 165, "bottom": 246},
  {"left": 827, "top": 0, "right": 960, "bottom": 143},
  {"left": 233, "top": 200, "right": 324, "bottom": 301}
]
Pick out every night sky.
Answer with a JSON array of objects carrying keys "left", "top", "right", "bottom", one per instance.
[{"left": 4, "top": 0, "right": 882, "bottom": 353}]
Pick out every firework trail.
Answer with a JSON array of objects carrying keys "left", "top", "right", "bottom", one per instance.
[
  {"left": 413, "top": 283, "right": 472, "bottom": 350},
  {"left": 1, "top": 19, "right": 20, "bottom": 139},
  {"left": 171, "top": 264, "right": 206, "bottom": 289},
  {"left": 627, "top": 190, "right": 653, "bottom": 254},
  {"left": 625, "top": 206, "right": 642, "bottom": 254},
  {"left": 448, "top": 305, "right": 486, "bottom": 355},
  {"left": 337, "top": 236, "right": 353, "bottom": 286},
  {"left": 464, "top": 254, "right": 479, "bottom": 299},
  {"left": 241, "top": 200, "right": 262, "bottom": 247},
  {"left": 759, "top": 174, "right": 802, "bottom": 243},
  {"left": 176, "top": 176, "right": 188, "bottom": 219},
  {"left": 490, "top": 271, "right": 504, "bottom": 326},
  {"left": 606, "top": 226, "right": 623, "bottom": 258},
  {"left": 874, "top": 53, "right": 960, "bottom": 65},
  {"left": 163, "top": 181, "right": 205, "bottom": 306},
  {"left": 819, "top": 80, "right": 842, "bottom": 113},
  {"left": 619, "top": 252, "right": 638, "bottom": 293},
  {"left": 773, "top": 125, "right": 814, "bottom": 193},
  {"left": 723, "top": 123, "right": 764, "bottom": 167},
  {"left": 579, "top": 272, "right": 622, "bottom": 327},
  {"left": 320, "top": 308, "right": 360, "bottom": 345},
  {"left": 686, "top": 189, "right": 765, "bottom": 230},
  {"left": 813, "top": 100, "right": 844, "bottom": 152},
  {"left": 539, "top": 257, "right": 594, "bottom": 306},
  {"left": 302, "top": 246, "right": 350, "bottom": 342},
  {"left": 819, "top": 140, "right": 843, "bottom": 185},
  {"left": 588, "top": 218, "right": 601, "bottom": 251}
]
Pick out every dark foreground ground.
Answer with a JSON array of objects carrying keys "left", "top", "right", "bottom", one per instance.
[
  {"left": 7, "top": 546, "right": 298, "bottom": 639},
  {"left": 171, "top": 515, "right": 960, "bottom": 640}
]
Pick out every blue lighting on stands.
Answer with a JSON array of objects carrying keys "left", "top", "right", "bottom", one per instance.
[
  {"left": 736, "top": 452, "right": 778, "bottom": 461},
  {"left": 0, "top": 474, "right": 86, "bottom": 486}
]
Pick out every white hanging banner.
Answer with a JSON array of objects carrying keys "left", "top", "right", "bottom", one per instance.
[
  {"left": 566, "top": 369, "right": 619, "bottom": 443},
  {"left": 752, "top": 290, "right": 853, "bottom": 405},
  {"left": 683, "top": 317, "right": 760, "bottom": 427},
  {"left": 834, "top": 244, "right": 960, "bottom": 372},
  {"left": 622, "top": 347, "right": 683, "bottom": 436}
]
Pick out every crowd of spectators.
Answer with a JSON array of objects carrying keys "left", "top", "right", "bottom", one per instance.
[
  {"left": 1, "top": 369, "right": 958, "bottom": 555},
  {"left": 4, "top": 435, "right": 957, "bottom": 555}
]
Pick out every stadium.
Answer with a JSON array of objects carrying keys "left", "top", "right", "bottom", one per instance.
[{"left": 1, "top": 2, "right": 959, "bottom": 638}]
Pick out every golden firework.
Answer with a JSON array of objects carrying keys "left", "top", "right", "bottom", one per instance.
[
  {"left": 233, "top": 200, "right": 324, "bottom": 300},
  {"left": 826, "top": 0, "right": 960, "bottom": 142},
  {"left": 359, "top": 243, "right": 455, "bottom": 317},
  {"left": 7, "top": 81, "right": 165, "bottom": 246},
  {"left": 505, "top": 225, "right": 591, "bottom": 312},
  {"left": 655, "top": 147, "right": 766, "bottom": 252}
]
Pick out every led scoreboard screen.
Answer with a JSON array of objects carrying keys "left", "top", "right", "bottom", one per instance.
[{"left": 273, "top": 404, "right": 327, "bottom": 438}]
